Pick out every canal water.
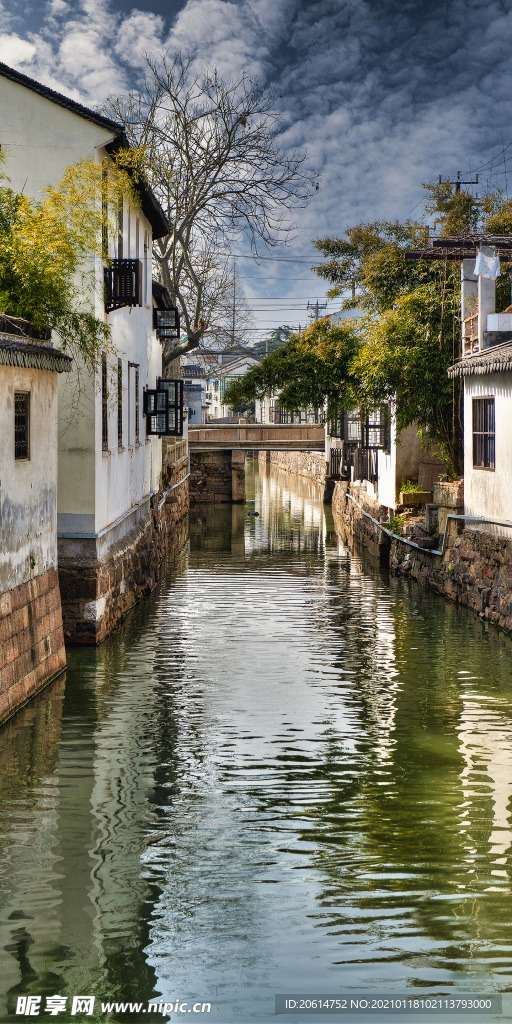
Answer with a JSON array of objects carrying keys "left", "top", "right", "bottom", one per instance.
[{"left": 1, "top": 460, "right": 512, "bottom": 1024}]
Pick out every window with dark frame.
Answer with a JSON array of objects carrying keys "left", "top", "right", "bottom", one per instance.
[
  {"left": 14, "top": 392, "right": 30, "bottom": 460},
  {"left": 135, "top": 366, "right": 140, "bottom": 443},
  {"left": 102, "top": 353, "right": 108, "bottom": 451},
  {"left": 473, "top": 397, "right": 495, "bottom": 469},
  {"left": 117, "top": 359, "right": 123, "bottom": 448},
  {"left": 101, "top": 163, "right": 108, "bottom": 260}
]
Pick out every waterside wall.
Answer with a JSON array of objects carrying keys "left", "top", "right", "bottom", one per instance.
[
  {"left": 332, "top": 481, "right": 512, "bottom": 633},
  {"left": 0, "top": 568, "right": 66, "bottom": 725},
  {"left": 258, "top": 450, "right": 327, "bottom": 484},
  {"left": 58, "top": 457, "right": 189, "bottom": 644},
  {"left": 190, "top": 451, "right": 246, "bottom": 503}
]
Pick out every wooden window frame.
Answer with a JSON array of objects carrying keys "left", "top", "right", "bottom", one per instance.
[{"left": 472, "top": 396, "right": 495, "bottom": 470}]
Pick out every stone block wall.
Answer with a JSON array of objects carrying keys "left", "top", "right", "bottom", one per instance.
[
  {"left": 189, "top": 451, "right": 246, "bottom": 503},
  {"left": 0, "top": 567, "right": 66, "bottom": 725},
  {"left": 260, "top": 450, "right": 327, "bottom": 484},
  {"left": 332, "top": 479, "right": 512, "bottom": 636},
  {"left": 59, "top": 460, "right": 189, "bottom": 644},
  {"left": 332, "top": 482, "right": 390, "bottom": 560}
]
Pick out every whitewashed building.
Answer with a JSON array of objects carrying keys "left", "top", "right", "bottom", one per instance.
[
  {"left": 0, "top": 62, "right": 183, "bottom": 642},
  {"left": 0, "top": 322, "right": 71, "bottom": 722},
  {"left": 448, "top": 243, "right": 512, "bottom": 522}
]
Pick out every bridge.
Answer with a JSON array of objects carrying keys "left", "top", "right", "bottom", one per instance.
[{"left": 188, "top": 423, "right": 325, "bottom": 452}]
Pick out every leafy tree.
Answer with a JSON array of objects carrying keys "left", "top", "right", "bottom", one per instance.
[
  {"left": 0, "top": 157, "right": 136, "bottom": 368},
  {"left": 106, "top": 53, "right": 316, "bottom": 362},
  {"left": 253, "top": 325, "right": 292, "bottom": 356},
  {"left": 223, "top": 317, "right": 360, "bottom": 418}
]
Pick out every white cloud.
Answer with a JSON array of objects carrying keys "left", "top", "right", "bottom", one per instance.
[
  {"left": 0, "top": 33, "right": 36, "bottom": 66},
  {"left": 2, "top": 0, "right": 512, "bottom": 329}
]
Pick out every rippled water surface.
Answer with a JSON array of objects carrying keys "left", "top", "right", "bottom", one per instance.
[{"left": 1, "top": 461, "right": 512, "bottom": 1023}]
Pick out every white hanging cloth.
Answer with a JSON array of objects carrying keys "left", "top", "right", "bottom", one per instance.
[{"left": 474, "top": 251, "right": 500, "bottom": 279}]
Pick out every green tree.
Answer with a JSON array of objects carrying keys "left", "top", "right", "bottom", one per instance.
[
  {"left": 253, "top": 325, "right": 292, "bottom": 356},
  {"left": 0, "top": 157, "right": 136, "bottom": 368},
  {"left": 223, "top": 317, "right": 360, "bottom": 418}
]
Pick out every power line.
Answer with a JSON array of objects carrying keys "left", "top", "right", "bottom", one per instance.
[{"left": 230, "top": 254, "right": 324, "bottom": 263}]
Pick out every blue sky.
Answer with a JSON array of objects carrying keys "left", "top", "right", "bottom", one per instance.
[{"left": 1, "top": 0, "right": 512, "bottom": 338}]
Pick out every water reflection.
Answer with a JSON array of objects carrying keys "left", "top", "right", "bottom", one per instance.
[{"left": 0, "top": 462, "right": 512, "bottom": 1022}]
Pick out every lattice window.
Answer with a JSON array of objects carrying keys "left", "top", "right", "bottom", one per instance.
[
  {"left": 117, "top": 359, "right": 123, "bottom": 448},
  {"left": 102, "top": 354, "right": 108, "bottom": 451},
  {"left": 135, "top": 366, "right": 140, "bottom": 443},
  {"left": 14, "top": 392, "right": 30, "bottom": 460}
]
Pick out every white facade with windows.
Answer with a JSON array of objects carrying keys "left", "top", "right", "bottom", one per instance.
[
  {"left": 0, "top": 336, "right": 71, "bottom": 594},
  {"left": 449, "top": 249, "right": 512, "bottom": 522},
  {"left": 0, "top": 63, "right": 168, "bottom": 540},
  {"left": 0, "top": 62, "right": 174, "bottom": 640}
]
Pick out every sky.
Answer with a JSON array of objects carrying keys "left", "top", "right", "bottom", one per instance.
[{"left": 1, "top": 0, "right": 512, "bottom": 340}]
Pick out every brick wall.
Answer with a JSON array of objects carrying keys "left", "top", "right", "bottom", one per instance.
[{"left": 0, "top": 567, "right": 66, "bottom": 725}]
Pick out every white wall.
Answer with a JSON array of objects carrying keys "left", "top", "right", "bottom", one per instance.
[
  {"left": 0, "top": 77, "right": 163, "bottom": 539},
  {"left": 0, "top": 366, "right": 59, "bottom": 593},
  {"left": 464, "top": 372, "right": 512, "bottom": 521}
]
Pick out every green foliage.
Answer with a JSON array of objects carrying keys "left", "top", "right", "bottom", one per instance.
[
  {"left": 353, "top": 283, "right": 462, "bottom": 471},
  {"left": 312, "top": 220, "right": 432, "bottom": 311},
  {"left": 381, "top": 512, "right": 409, "bottom": 535},
  {"left": 400, "top": 480, "right": 422, "bottom": 492},
  {"left": 253, "top": 325, "right": 292, "bottom": 356},
  {"left": 423, "top": 181, "right": 479, "bottom": 234},
  {"left": 223, "top": 317, "right": 360, "bottom": 418},
  {"left": 0, "top": 156, "right": 137, "bottom": 368}
]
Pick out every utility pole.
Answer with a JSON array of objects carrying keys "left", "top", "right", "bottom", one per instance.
[
  {"left": 439, "top": 171, "right": 478, "bottom": 193},
  {"left": 307, "top": 299, "right": 327, "bottom": 322}
]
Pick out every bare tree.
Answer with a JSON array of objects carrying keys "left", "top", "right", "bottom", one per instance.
[
  {"left": 106, "top": 53, "right": 316, "bottom": 361},
  {"left": 201, "top": 262, "right": 255, "bottom": 352}
]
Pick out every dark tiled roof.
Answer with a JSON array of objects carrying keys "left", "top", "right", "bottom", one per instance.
[
  {"left": 0, "top": 62, "right": 170, "bottom": 240},
  {"left": 448, "top": 341, "right": 512, "bottom": 378},
  {"left": 0, "top": 334, "right": 72, "bottom": 373},
  {"left": 0, "top": 61, "right": 123, "bottom": 133}
]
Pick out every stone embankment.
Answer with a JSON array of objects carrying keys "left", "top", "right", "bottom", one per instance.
[
  {"left": 332, "top": 479, "right": 512, "bottom": 634},
  {"left": 258, "top": 450, "right": 327, "bottom": 484},
  {"left": 59, "top": 455, "right": 189, "bottom": 644}
]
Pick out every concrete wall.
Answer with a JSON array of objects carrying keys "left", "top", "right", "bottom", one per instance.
[
  {"left": 376, "top": 422, "right": 445, "bottom": 509},
  {"left": 0, "top": 366, "right": 59, "bottom": 593},
  {"left": 463, "top": 371, "right": 512, "bottom": 521}
]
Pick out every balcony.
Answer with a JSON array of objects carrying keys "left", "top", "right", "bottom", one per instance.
[{"left": 104, "top": 259, "right": 143, "bottom": 313}]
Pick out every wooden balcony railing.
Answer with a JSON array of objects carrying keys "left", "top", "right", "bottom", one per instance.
[{"left": 104, "top": 259, "right": 143, "bottom": 313}]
